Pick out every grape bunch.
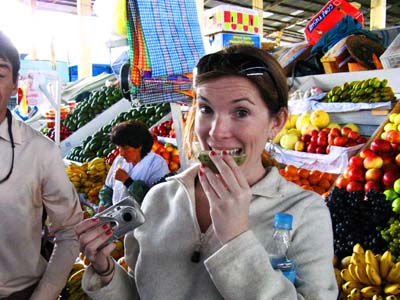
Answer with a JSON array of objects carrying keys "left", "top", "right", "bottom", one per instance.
[
  {"left": 326, "top": 187, "right": 393, "bottom": 260},
  {"left": 381, "top": 217, "right": 400, "bottom": 261}
]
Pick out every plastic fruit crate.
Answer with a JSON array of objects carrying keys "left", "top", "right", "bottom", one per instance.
[{"left": 380, "top": 33, "right": 400, "bottom": 69}]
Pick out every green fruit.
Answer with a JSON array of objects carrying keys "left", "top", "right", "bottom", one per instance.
[
  {"left": 197, "top": 151, "right": 247, "bottom": 173},
  {"left": 392, "top": 198, "right": 400, "bottom": 214},
  {"left": 394, "top": 179, "right": 400, "bottom": 194},
  {"left": 384, "top": 189, "right": 399, "bottom": 201}
]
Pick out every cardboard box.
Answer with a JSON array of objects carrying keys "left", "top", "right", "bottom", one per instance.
[
  {"left": 204, "top": 5, "right": 260, "bottom": 36},
  {"left": 204, "top": 32, "right": 261, "bottom": 53},
  {"left": 320, "top": 36, "right": 352, "bottom": 74}
]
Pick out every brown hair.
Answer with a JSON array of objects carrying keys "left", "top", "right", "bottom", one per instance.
[{"left": 183, "top": 45, "right": 288, "bottom": 163}]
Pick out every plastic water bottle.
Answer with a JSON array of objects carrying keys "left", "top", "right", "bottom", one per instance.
[{"left": 269, "top": 212, "right": 297, "bottom": 283}]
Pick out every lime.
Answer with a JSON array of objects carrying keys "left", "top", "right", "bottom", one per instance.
[
  {"left": 392, "top": 198, "right": 400, "bottom": 214},
  {"left": 394, "top": 178, "right": 400, "bottom": 194},
  {"left": 384, "top": 189, "right": 399, "bottom": 201}
]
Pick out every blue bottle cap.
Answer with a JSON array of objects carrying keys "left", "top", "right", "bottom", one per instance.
[{"left": 274, "top": 213, "right": 293, "bottom": 230}]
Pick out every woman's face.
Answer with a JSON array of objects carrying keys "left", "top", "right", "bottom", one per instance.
[
  {"left": 194, "top": 76, "right": 286, "bottom": 181},
  {"left": 118, "top": 145, "right": 142, "bottom": 165}
]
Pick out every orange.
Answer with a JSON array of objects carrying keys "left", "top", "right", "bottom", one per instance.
[
  {"left": 285, "top": 165, "right": 298, "bottom": 177},
  {"left": 297, "top": 168, "right": 310, "bottom": 179},
  {"left": 318, "top": 179, "right": 332, "bottom": 190},
  {"left": 301, "top": 184, "right": 314, "bottom": 191},
  {"left": 313, "top": 185, "right": 325, "bottom": 195}
]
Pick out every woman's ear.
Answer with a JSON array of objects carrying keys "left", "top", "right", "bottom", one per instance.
[{"left": 271, "top": 108, "right": 288, "bottom": 138}]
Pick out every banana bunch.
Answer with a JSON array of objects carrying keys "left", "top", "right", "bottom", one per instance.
[
  {"left": 66, "top": 267, "right": 91, "bottom": 300},
  {"left": 339, "top": 243, "right": 400, "bottom": 299},
  {"left": 65, "top": 162, "right": 88, "bottom": 192},
  {"left": 323, "top": 77, "right": 396, "bottom": 103}
]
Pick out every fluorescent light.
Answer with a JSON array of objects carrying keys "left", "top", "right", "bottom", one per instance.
[
  {"left": 281, "top": 16, "right": 293, "bottom": 22},
  {"left": 263, "top": 11, "right": 274, "bottom": 18},
  {"left": 290, "top": 9, "right": 304, "bottom": 16}
]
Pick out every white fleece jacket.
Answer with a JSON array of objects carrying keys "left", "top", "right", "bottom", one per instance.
[{"left": 82, "top": 165, "right": 338, "bottom": 300}]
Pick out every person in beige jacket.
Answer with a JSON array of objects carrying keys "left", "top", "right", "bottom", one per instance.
[
  {"left": 76, "top": 45, "right": 338, "bottom": 299},
  {"left": 0, "top": 31, "right": 82, "bottom": 300}
]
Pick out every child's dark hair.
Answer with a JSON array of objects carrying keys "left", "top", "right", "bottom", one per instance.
[{"left": 110, "top": 120, "right": 154, "bottom": 158}]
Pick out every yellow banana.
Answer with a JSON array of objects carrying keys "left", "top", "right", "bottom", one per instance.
[
  {"left": 351, "top": 252, "right": 365, "bottom": 265},
  {"left": 361, "top": 286, "right": 381, "bottom": 298},
  {"left": 348, "top": 264, "right": 361, "bottom": 283},
  {"left": 385, "top": 283, "right": 400, "bottom": 295},
  {"left": 68, "top": 268, "right": 85, "bottom": 284},
  {"left": 350, "top": 287, "right": 362, "bottom": 300},
  {"left": 365, "top": 250, "right": 379, "bottom": 273},
  {"left": 342, "top": 281, "right": 365, "bottom": 294},
  {"left": 69, "top": 263, "right": 85, "bottom": 276},
  {"left": 341, "top": 256, "right": 352, "bottom": 269},
  {"left": 380, "top": 250, "right": 393, "bottom": 280},
  {"left": 335, "top": 268, "right": 343, "bottom": 287},
  {"left": 373, "top": 295, "right": 384, "bottom": 300},
  {"left": 386, "top": 296, "right": 398, "bottom": 300},
  {"left": 355, "top": 263, "right": 372, "bottom": 285},
  {"left": 342, "top": 268, "right": 357, "bottom": 282},
  {"left": 366, "top": 263, "right": 382, "bottom": 286},
  {"left": 387, "top": 262, "right": 400, "bottom": 283},
  {"left": 353, "top": 243, "right": 365, "bottom": 255}
]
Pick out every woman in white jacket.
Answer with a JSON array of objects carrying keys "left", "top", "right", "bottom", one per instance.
[{"left": 75, "top": 45, "right": 338, "bottom": 300}]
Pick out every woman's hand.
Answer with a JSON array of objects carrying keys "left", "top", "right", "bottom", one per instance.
[
  {"left": 198, "top": 151, "right": 252, "bottom": 244},
  {"left": 115, "top": 168, "right": 129, "bottom": 183},
  {"left": 75, "top": 218, "right": 117, "bottom": 283}
]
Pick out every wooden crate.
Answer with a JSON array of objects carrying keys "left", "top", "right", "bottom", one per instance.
[{"left": 320, "top": 36, "right": 351, "bottom": 74}]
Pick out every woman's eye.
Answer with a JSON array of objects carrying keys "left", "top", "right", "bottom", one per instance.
[
  {"left": 236, "top": 109, "right": 249, "bottom": 118},
  {"left": 199, "top": 105, "right": 212, "bottom": 114}
]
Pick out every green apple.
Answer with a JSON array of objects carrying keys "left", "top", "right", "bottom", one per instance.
[
  {"left": 280, "top": 133, "right": 299, "bottom": 150},
  {"left": 394, "top": 178, "right": 400, "bottom": 194},
  {"left": 384, "top": 189, "right": 398, "bottom": 201},
  {"left": 392, "top": 198, "right": 400, "bottom": 214},
  {"left": 344, "top": 122, "right": 359, "bottom": 132}
]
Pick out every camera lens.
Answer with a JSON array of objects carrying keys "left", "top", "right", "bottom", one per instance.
[{"left": 122, "top": 212, "right": 133, "bottom": 222}]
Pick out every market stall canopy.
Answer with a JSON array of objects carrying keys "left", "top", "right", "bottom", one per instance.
[{"left": 34, "top": 0, "right": 400, "bottom": 44}]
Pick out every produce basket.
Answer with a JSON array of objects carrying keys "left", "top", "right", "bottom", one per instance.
[
  {"left": 266, "top": 142, "right": 364, "bottom": 174},
  {"left": 380, "top": 32, "right": 400, "bottom": 69}
]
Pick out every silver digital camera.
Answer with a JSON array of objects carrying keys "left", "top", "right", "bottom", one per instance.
[{"left": 94, "top": 196, "right": 145, "bottom": 248}]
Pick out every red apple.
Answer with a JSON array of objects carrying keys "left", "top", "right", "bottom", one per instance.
[
  {"left": 382, "top": 169, "right": 400, "bottom": 187},
  {"left": 328, "top": 135, "right": 336, "bottom": 145},
  {"left": 334, "top": 136, "right": 347, "bottom": 147},
  {"left": 341, "top": 127, "right": 352, "bottom": 137},
  {"left": 370, "top": 138, "right": 393, "bottom": 153},
  {"left": 386, "top": 130, "right": 400, "bottom": 144},
  {"left": 395, "top": 153, "right": 400, "bottom": 167},
  {"left": 316, "top": 146, "right": 326, "bottom": 154},
  {"left": 307, "top": 143, "right": 317, "bottom": 153},
  {"left": 346, "top": 139, "right": 357, "bottom": 147},
  {"left": 391, "top": 143, "right": 400, "bottom": 152},
  {"left": 310, "top": 135, "right": 318, "bottom": 144},
  {"left": 364, "top": 180, "right": 382, "bottom": 193},
  {"left": 348, "top": 131, "right": 360, "bottom": 140},
  {"left": 336, "top": 177, "right": 349, "bottom": 189},
  {"left": 356, "top": 136, "right": 368, "bottom": 144},
  {"left": 348, "top": 156, "right": 364, "bottom": 169},
  {"left": 317, "top": 136, "right": 328, "bottom": 146},
  {"left": 346, "top": 181, "right": 364, "bottom": 192},
  {"left": 330, "top": 127, "right": 342, "bottom": 137},
  {"left": 301, "top": 134, "right": 311, "bottom": 143},
  {"left": 318, "top": 130, "right": 329, "bottom": 138},
  {"left": 326, "top": 144, "right": 332, "bottom": 154},
  {"left": 347, "top": 167, "right": 365, "bottom": 182},
  {"left": 320, "top": 127, "right": 331, "bottom": 134},
  {"left": 365, "top": 168, "right": 383, "bottom": 182},
  {"left": 363, "top": 155, "right": 384, "bottom": 169},
  {"left": 360, "top": 149, "right": 376, "bottom": 159},
  {"left": 310, "top": 130, "right": 319, "bottom": 137}
]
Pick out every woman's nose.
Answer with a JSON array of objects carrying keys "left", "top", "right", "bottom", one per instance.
[{"left": 210, "top": 116, "right": 232, "bottom": 139}]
